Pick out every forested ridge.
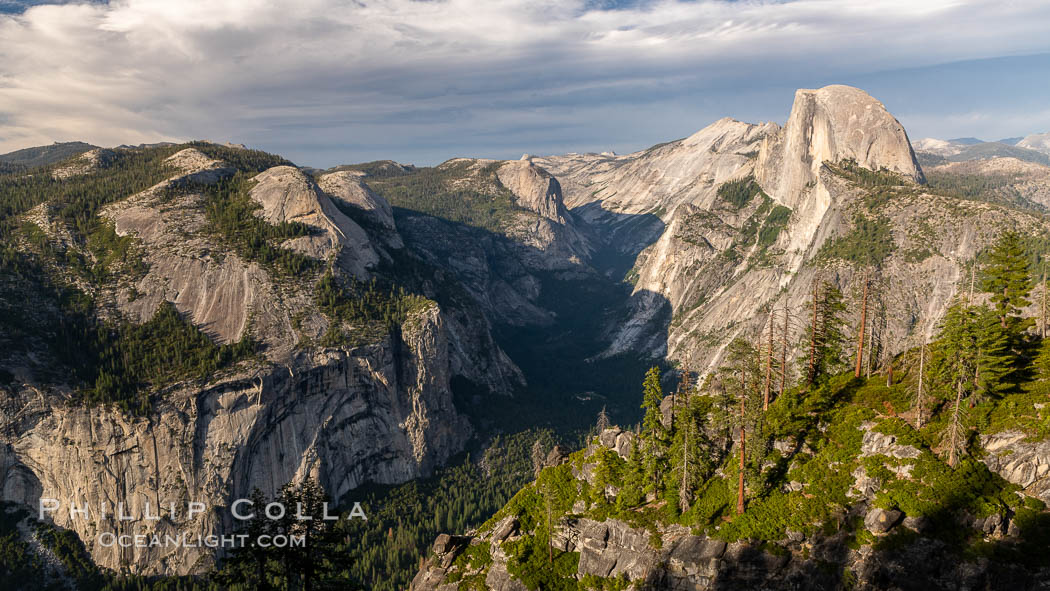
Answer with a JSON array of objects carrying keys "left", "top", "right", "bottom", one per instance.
[
  {"left": 427, "top": 230, "right": 1050, "bottom": 589},
  {"left": 364, "top": 160, "right": 528, "bottom": 233},
  {"left": 0, "top": 142, "right": 416, "bottom": 415}
]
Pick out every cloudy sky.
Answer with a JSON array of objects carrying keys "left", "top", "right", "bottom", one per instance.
[{"left": 1, "top": 0, "right": 1049, "bottom": 167}]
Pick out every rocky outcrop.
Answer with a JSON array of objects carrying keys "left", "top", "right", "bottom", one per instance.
[
  {"left": 413, "top": 416, "right": 1050, "bottom": 591},
  {"left": 912, "top": 137, "right": 968, "bottom": 157},
  {"left": 51, "top": 148, "right": 117, "bottom": 180},
  {"left": 412, "top": 510, "right": 1043, "bottom": 591},
  {"left": 317, "top": 170, "right": 402, "bottom": 247},
  {"left": 982, "top": 431, "right": 1050, "bottom": 504},
  {"left": 538, "top": 117, "right": 777, "bottom": 217},
  {"left": 756, "top": 85, "right": 924, "bottom": 210},
  {"left": 249, "top": 165, "right": 378, "bottom": 277}
]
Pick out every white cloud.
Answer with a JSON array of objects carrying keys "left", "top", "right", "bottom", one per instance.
[{"left": 1, "top": 0, "right": 1049, "bottom": 165}]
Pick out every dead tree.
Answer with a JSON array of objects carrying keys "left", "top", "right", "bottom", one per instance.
[
  {"left": 1037, "top": 266, "right": 1045, "bottom": 340},
  {"left": 948, "top": 380, "right": 965, "bottom": 468},
  {"left": 780, "top": 306, "right": 790, "bottom": 397},
  {"left": 737, "top": 380, "right": 746, "bottom": 515},
  {"left": 678, "top": 369, "right": 694, "bottom": 512},
  {"left": 915, "top": 335, "right": 927, "bottom": 428},
  {"left": 808, "top": 280, "right": 819, "bottom": 385},
  {"left": 596, "top": 406, "right": 610, "bottom": 434},
  {"left": 855, "top": 271, "right": 869, "bottom": 378},
  {"left": 968, "top": 259, "right": 977, "bottom": 303},
  {"left": 764, "top": 313, "right": 774, "bottom": 411}
]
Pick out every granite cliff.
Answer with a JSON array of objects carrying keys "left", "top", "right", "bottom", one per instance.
[
  {"left": 0, "top": 145, "right": 530, "bottom": 575},
  {"left": 538, "top": 85, "right": 1048, "bottom": 375}
]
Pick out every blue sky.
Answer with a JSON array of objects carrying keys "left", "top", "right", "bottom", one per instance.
[{"left": 1, "top": 0, "right": 1049, "bottom": 167}]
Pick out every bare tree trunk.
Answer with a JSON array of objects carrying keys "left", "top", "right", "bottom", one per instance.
[
  {"left": 547, "top": 492, "right": 553, "bottom": 563},
  {"left": 670, "top": 384, "right": 677, "bottom": 431},
  {"left": 780, "top": 307, "right": 789, "bottom": 396},
  {"left": 1042, "top": 268, "right": 1047, "bottom": 339},
  {"left": 680, "top": 413, "right": 690, "bottom": 512},
  {"left": 969, "top": 260, "right": 976, "bottom": 303},
  {"left": 975, "top": 351, "right": 981, "bottom": 393},
  {"left": 916, "top": 338, "right": 926, "bottom": 428},
  {"left": 1002, "top": 286, "right": 1009, "bottom": 329},
  {"left": 865, "top": 310, "right": 874, "bottom": 379},
  {"left": 764, "top": 313, "right": 773, "bottom": 411},
  {"left": 737, "top": 392, "right": 746, "bottom": 515},
  {"left": 809, "top": 281, "right": 818, "bottom": 384},
  {"left": 855, "top": 271, "right": 869, "bottom": 378},
  {"left": 948, "top": 380, "right": 964, "bottom": 468}
]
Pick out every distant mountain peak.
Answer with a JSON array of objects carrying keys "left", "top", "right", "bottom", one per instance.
[{"left": 1018, "top": 131, "right": 1050, "bottom": 155}]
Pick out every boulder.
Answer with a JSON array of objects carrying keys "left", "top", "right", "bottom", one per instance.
[
  {"left": 865, "top": 507, "right": 904, "bottom": 534},
  {"left": 490, "top": 516, "right": 518, "bottom": 544}
]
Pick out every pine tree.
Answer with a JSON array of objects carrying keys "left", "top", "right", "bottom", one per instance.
[
  {"left": 764, "top": 314, "right": 774, "bottom": 410},
  {"left": 915, "top": 327, "right": 928, "bottom": 429},
  {"left": 933, "top": 300, "right": 980, "bottom": 466},
  {"left": 671, "top": 375, "right": 710, "bottom": 513},
  {"left": 947, "top": 380, "right": 966, "bottom": 468},
  {"left": 981, "top": 231, "right": 1032, "bottom": 333},
  {"left": 718, "top": 339, "right": 762, "bottom": 515},
  {"left": 975, "top": 306, "right": 1013, "bottom": 399},
  {"left": 780, "top": 306, "right": 790, "bottom": 397},
  {"left": 1037, "top": 265, "right": 1045, "bottom": 340},
  {"left": 618, "top": 436, "right": 646, "bottom": 510},
  {"left": 1035, "top": 338, "right": 1050, "bottom": 382},
  {"left": 641, "top": 366, "right": 665, "bottom": 440},
  {"left": 855, "top": 271, "right": 869, "bottom": 378},
  {"left": 639, "top": 366, "right": 668, "bottom": 495}
]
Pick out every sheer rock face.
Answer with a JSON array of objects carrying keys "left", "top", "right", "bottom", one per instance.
[
  {"left": 496, "top": 160, "right": 570, "bottom": 223},
  {"left": 106, "top": 149, "right": 267, "bottom": 347},
  {"left": 249, "top": 165, "right": 379, "bottom": 278},
  {"left": 317, "top": 170, "right": 402, "bottom": 246},
  {"left": 756, "top": 85, "right": 924, "bottom": 210},
  {"left": 1, "top": 304, "right": 469, "bottom": 576},
  {"left": 493, "top": 159, "right": 593, "bottom": 267},
  {"left": 754, "top": 85, "right": 924, "bottom": 268}
]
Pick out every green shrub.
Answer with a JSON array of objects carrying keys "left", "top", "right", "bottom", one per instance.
[
  {"left": 717, "top": 176, "right": 766, "bottom": 209},
  {"left": 818, "top": 214, "right": 896, "bottom": 266}
]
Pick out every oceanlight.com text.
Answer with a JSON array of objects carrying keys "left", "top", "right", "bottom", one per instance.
[{"left": 96, "top": 532, "right": 306, "bottom": 549}]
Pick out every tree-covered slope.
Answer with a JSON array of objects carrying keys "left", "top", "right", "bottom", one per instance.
[
  {"left": 412, "top": 231, "right": 1050, "bottom": 590},
  {"left": 0, "top": 141, "right": 97, "bottom": 173}
]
